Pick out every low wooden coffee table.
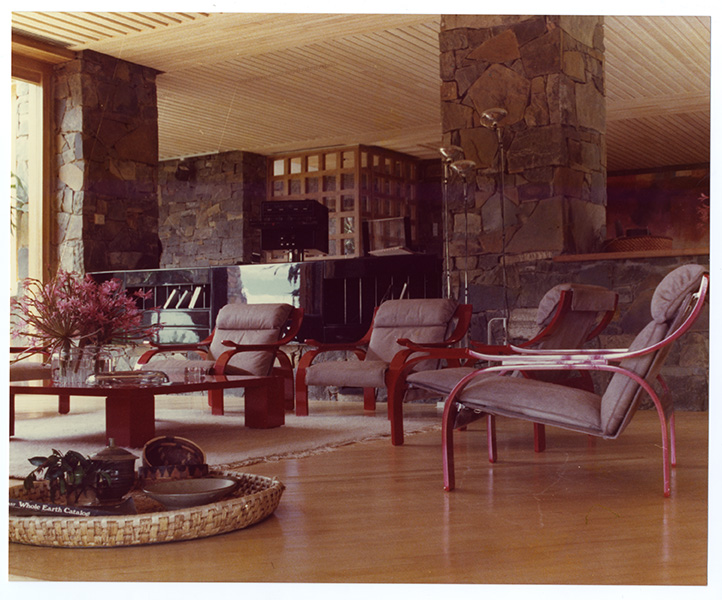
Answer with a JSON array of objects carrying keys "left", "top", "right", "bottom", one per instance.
[{"left": 10, "top": 374, "right": 284, "bottom": 447}]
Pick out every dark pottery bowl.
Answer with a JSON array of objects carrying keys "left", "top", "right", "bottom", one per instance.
[
  {"left": 141, "top": 477, "right": 238, "bottom": 509},
  {"left": 137, "top": 463, "right": 210, "bottom": 484}
]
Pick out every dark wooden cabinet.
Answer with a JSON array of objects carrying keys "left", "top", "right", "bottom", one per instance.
[
  {"left": 229, "top": 254, "right": 441, "bottom": 343},
  {"left": 90, "top": 267, "right": 228, "bottom": 345},
  {"left": 93, "top": 254, "right": 441, "bottom": 345}
]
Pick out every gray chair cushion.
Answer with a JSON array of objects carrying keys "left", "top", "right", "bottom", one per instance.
[
  {"left": 455, "top": 374, "right": 603, "bottom": 435},
  {"left": 366, "top": 299, "right": 457, "bottom": 363},
  {"left": 209, "top": 303, "right": 292, "bottom": 375},
  {"left": 304, "top": 298, "right": 458, "bottom": 390},
  {"left": 305, "top": 360, "right": 388, "bottom": 388},
  {"left": 407, "top": 366, "right": 477, "bottom": 395},
  {"left": 141, "top": 303, "right": 292, "bottom": 377},
  {"left": 600, "top": 265, "right": 706, "bottom": 436},
  {"left": 536, "top": 283, "right": 617, "bottom": 327},
  {"left": 9, "top": 362, "right": 51, "bottom": 381},
  {"left": 140, "top": 358, "right": 215, "bottom": 375},
  {"left": 650, "top": 264, "right": 706, "bottom": 323}
]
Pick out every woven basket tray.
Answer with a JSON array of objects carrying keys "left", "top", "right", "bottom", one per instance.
[
  {"left": 603, "top": 235, "right": 673, "bottom": 252},
  {"left": 9, "top": 470, "right": 284, "bottom": 548}
]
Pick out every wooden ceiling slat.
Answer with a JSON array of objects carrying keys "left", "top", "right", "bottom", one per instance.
[{"left": 11, "top": 12, "right": 711, "bottom": 168}]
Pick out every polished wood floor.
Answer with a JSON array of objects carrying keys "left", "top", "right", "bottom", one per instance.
[{"left": 7, "top": 396, "right": 710, "bottom": 586}]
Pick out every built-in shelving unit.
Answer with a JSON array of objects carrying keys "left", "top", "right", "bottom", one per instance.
[
  {"left": 553, "top": 247, "right": 709, "bottom": 263},
  {"left": 267, "top": 144, "right": 419, "bottom": 262},
  {"left": 90, "top": 267, "right": 228, "bottom": 345}
]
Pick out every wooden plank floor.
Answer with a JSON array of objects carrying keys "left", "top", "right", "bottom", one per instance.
[{"left": 8, "top": 398, "right": 709, "bottom": 585}]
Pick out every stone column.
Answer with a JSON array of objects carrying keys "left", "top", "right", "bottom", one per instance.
[
  {"left": 54, "top": 50, "right": 160, "bottom": 274},
  {"left": 157, "top": 151, "right": 266, "bottom": 267},
  {"left": 440, "top": 15, "right": 607, "bottom": 320}
]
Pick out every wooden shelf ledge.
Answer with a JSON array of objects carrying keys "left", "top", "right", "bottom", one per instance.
[{"left": 553, "top": 247, "right": 709, "bottom": 263}]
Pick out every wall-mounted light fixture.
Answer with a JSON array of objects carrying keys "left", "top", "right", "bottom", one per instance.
[
  {"left": 439, "top": 146, "right": 465, "bottom": 299},
  {"left": 481, "top": 107, "right": 509, "bottom": 343}
]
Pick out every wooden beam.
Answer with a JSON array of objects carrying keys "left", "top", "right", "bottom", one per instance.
[{"left": 11, "top": 32, "right": 75, "bottom": 64}]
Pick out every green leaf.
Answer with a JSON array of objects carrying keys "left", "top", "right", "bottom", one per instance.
[
  {"left": 28, "top": 456, "right": 50, "bottom": 467},
  {"left": 45, "top": 466, "right": 63, "bottom": 481},
  {"left": 72, "top": 465, "right": 84, "bottom": 484}
]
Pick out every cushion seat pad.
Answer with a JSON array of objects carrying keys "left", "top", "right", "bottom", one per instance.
[
  {"left": 444, "top": 373, "right": 603, "bottom": 435},
  {"left": 140, "top": 358, "right": 262, "bottom": 377},
  {"left": 305, "top": 360, "right": 388, "bottom": 388},
  {"left": 407, "top": 367, "right": 476, "bottom": 395},
  {"left": 10, "top": 362, "right": 52, "bottom": 381}
]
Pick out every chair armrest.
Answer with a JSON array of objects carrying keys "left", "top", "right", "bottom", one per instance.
[
  {"left": 469, "top": 341, "right": 516, "bottom": 355},
  {"left": 220, "top": 340, "right": 286, "bottom": 351},
  {"left": 396, "top": 338, "right": 452, "bottom": 351},
  {"left": 302, "top": 339, "right": 368, "bottom": 352},
  {"left": 137, "top": 342, "right": 211, "bottom": 365},
  {"left": 506, "top": 345, "right": 629, "bottom": 356},
  {"left": 214, "top": 340, "right": 288, "bottom": 373}
]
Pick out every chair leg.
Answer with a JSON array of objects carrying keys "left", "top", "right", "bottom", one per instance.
[
  {"left": 389, "top": 388, "right": 404, "bottom": 446},
  {"left": 274, "top": 354, "right": 295, "bottom": 412},
  {"left": 533, "top": 423, "right": 546, "bottom": 453},
  {"left": 670, "top": 411, "right": 677, "bottom": 467},
  {"left": 295, "top": 373, "right": 309, "bottom": 416},
  {"left": 272, "top": 366, "right": 295, "bottom": 411},
  {"left": 487, "top": 414, "right": 497, "bottom": 463},
  {"left": 656, "top": 411, "right": 672, "bottom": 498},
  {"left": 442, "top": 401, "right": 460, "bottom": 491},
  {"left": 363, "top": 387, "right": 376, "bottom": 411}
]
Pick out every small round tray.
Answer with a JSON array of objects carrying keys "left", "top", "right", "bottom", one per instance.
[
  {"left": 9, "top": 470, "right": 284, "bottom": 548},
  {"left": 86, "top": 370, "right": 169, "bottom": 387}
]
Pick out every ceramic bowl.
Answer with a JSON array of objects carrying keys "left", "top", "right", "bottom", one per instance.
[
  {"left": 141, "top": 477, "right": 238, "bottom": 510},
  {"left": 137, "top": 463, "right": 210, "bottom": 484},
  {"left": 142, "top": 435, "right": 206, "bottom": 467}
]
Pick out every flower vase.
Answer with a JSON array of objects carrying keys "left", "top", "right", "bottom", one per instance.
[{"left": 52, "top": 346, "right": 112, "bottom": 386}]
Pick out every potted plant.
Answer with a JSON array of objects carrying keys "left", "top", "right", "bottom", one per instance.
[
  {"left": 10, "top": 270, "right": 159, "bottom": 383},
  {"left": 23, "top": 449, "right": 113, "bottom": 506}
]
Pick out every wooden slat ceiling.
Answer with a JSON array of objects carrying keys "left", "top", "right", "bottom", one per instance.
[{"left": 11, "top": 12, "right": 711, "bottom": 172}]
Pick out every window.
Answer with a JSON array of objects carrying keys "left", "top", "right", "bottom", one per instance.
[
  {"left": 11, "top": 46, "right": 60, "bottom": 290},
  {"left": 11, "top": 77, "right": 43, "bottom": 293}
]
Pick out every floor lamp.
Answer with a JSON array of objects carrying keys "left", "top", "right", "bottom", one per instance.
[
  {"left": 449, "top": 158, "right": 477, "bottom": 305},
  {"left": 481, "top": 107, "right": 510, "bottom": 344},
  {"left": 439, "top": 146, "right": 464, "bottom": 299}
]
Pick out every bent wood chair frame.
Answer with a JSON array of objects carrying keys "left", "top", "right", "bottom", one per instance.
[
  {"left": 295, "top": 303, "right": 473, "bottom": 425},
  {"left": 440, "top": 273, "right": 708, "bottom": 497},
  {"left": 137, "top": 307, "right": 304, "bottom": 415},
  {"left": 388, "top": 287, "right": 618, "bottom": 446}
]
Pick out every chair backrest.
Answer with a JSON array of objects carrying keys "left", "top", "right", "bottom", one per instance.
[
  {"left": 600, "top": 264, "right": 708, "bottom": 437},
  {"left": 533, "top": 283, "right": 618, "bottom": 350},
  {"left": 209, "top": 303, "right": 294, "bottom": 375},
  {"left": 366, "top": 299, "right": 458, "bottom": 363}
]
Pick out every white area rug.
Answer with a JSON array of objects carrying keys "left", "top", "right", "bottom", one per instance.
[{"left": 8, "top": 397, "right": 441, "bottom": 478}]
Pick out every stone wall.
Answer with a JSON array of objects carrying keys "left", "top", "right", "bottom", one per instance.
[
  {"left": 487, "top": 255, "right": 709, "bottom": 411},
  {"left": 54, "top": 50, "right": 160, "bottom": 274},
  {"left": 157, "top": 151, "right": 267, "bottom": 267},
  {"left": 440, "top": 15, "right": 607, "bottom": 305}
]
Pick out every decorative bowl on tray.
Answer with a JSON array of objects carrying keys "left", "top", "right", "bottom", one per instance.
[
  {"left": 141, "top": 477, "right": 238, "bottom": 509},
  {"left": 86, "top": 370, "right": 169, "bottom": 387}
]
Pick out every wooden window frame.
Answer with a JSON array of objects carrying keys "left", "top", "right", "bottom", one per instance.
[{"left": 12, "top": 35, "right": 74, "bottom": 280}]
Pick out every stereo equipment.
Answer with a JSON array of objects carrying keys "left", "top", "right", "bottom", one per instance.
[{"left": 258, "top": 200, "right": 329, "bottom": 255}]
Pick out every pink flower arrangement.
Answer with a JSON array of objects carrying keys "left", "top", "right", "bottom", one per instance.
[{"left": 10, "top": 270, "right": 158, "bottom": 354}]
